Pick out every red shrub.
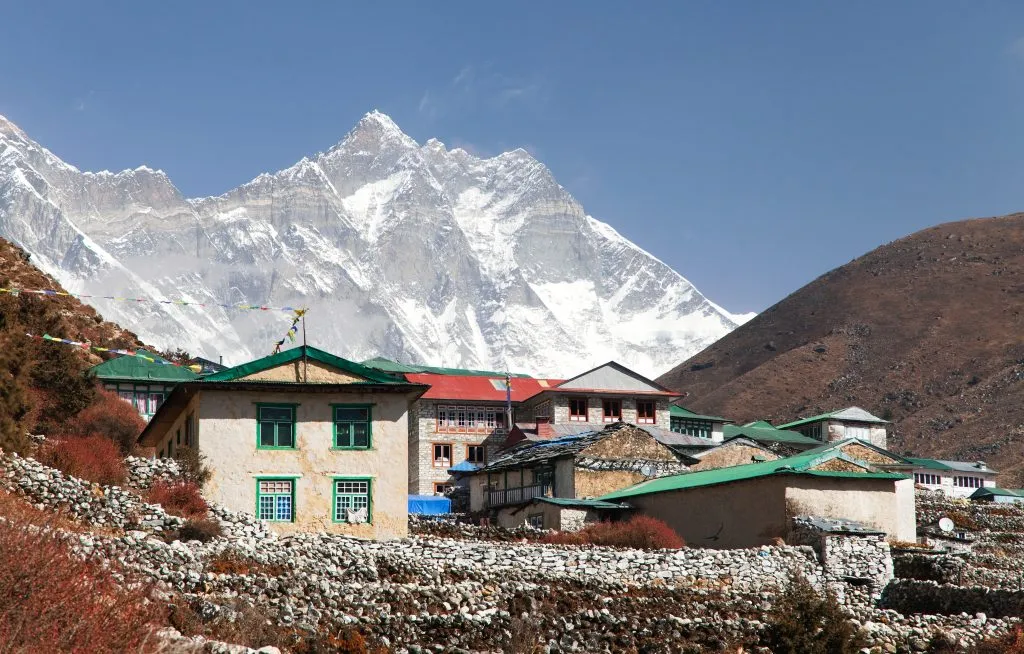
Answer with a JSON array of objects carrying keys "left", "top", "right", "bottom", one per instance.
[
  {"left": 36, "top": 434, "right": 127, "bottom": 486},
  {"left": 542, "top": 515, "right": 685, "bottom": 549},
  {"left": 65, "top": 387, "right": 146, "bottom": 453},
  {"left": 147, "top": 480, "right": 208, "bottom": 519},
  {"left": 0, "top": 514, "right": 162, "bottom": 652}
]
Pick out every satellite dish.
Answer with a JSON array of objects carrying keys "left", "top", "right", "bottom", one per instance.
[
  {"left": 640, "top": 464, "right": 654, "bottom": 477},
  {"left": 938, "top": 517, "right": 955, "bottom": 533}
]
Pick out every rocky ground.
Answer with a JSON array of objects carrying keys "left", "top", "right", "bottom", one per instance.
[{"left": 2, "top": 454, "right": 1024, "bottom": 652}]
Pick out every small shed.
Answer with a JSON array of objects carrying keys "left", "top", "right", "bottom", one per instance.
[
  {"left": 496, "top": 496, "right": 631, "bottom": 531},
  {"left": 969, "top": 487, "right": 1024, "bottom": 503}
]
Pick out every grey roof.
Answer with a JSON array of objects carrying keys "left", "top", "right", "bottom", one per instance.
[
  {"left": 935, "top": 460, "right": 997, "bottom": 474},
  {"left": 513, "top": 421, "right": 715, "bottom": 449}
]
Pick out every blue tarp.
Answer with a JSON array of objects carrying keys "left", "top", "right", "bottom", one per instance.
[{"left": 408, "top": 494, "right": 451, "bottom": 515}]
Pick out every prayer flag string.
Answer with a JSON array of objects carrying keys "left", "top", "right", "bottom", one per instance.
[
  {"left": 25, "top": 333, "right": 204, "bottom": 373},
  {"left": 272, "top": 309, "right": 307, "bottom": 355},
  {"left": 0, "top": 287, "right": 301, "bottom": 314}
]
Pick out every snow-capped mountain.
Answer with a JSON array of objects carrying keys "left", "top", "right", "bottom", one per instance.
[{"left": 0, "top": 111, "right": 752, "bottom": 377}]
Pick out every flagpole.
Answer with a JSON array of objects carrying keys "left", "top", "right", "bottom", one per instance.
[{"left": 302, "top": 311, "right": 308, "bottom": 383}]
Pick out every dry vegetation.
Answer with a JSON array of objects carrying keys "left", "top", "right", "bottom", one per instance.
[{"left": 541, "top": 516, "right": 685, "bottom": 549}]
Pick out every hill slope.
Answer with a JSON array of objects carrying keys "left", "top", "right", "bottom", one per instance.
[{"left": 657, "top": 213, "right": 1024, "bottom": 483}]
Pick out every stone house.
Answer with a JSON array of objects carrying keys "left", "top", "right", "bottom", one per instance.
[
  {"left": 906, "top": 457, "right": 998, "bottom": 498},
  {"left": 777, "top": 407, "right": 890, "bottom": 448},
  {"left": 89, "top": 351, "right": 199, "bottom": 421},
  {"left": 600, "top": 449, "right": 917, "bottom": 548},
  {"left": 137, "top": 345, "right": 427, "bottom": 540},
  {"left": 467, "top": 423, "right": 688, "bottom": 527}
]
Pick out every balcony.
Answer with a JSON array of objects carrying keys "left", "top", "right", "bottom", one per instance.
[{"left": 486, "top": 484, "right": 549, "bottom": 507}]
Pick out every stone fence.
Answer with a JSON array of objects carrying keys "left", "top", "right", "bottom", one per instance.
[{"left": 882, "top": 579, "right": 1024, "bottom": 619}]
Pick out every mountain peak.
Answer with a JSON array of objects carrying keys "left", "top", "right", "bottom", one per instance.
[
  {"left": 0, "top": 114, "right": 27, "bottom": 141},
  {"left": 329, "top": 110, "right": 417, "bottom": 154}
]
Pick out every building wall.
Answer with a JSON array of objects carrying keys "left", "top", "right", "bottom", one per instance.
[
  {"left": 835, "top": 442, "right": 901, "bottom": 466},
  {"left": 574, "top": 468, "right": 646, "bottom": 498},
  {"left": 627, "top": 475, "right": 915, "bottom": 549},
  {"left": 195, "top": 389, "right": 411, "bottom": 540},
  {"left": 153, "top": 392, "right": 201, "bottom": 458},
  {"left": 538, "top": 394, "right": 671, "bottom": 428},
  {"left": 495, "top": 503, "right": 598, "bottom": 531},
  {"left": 826, "top": 421, "right": 888, "bottom": 449},
  {"left": 912, "top": 468, "right": 998, "bottom": 498},
  {"left": 690, "top": 443, "right": 779, "bottom": 471},
  {"left": 408, "top": 399, "right": 510, "bottom": 495}
]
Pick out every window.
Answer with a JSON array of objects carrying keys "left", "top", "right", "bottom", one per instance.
[
  {"left": 185, "top": 412, "right": 195, "bottom": 446},
  {"left": 432, "top": 443, "right": 452, "bottom": 467},
  {"left": 527, "top": 513, "right": 545, "bottom": 529},
  {"left": 148, "top": 393, "right": 164, "bottom": 415},
  {"left": 334, "top": 405, "right": 371, "bottom": 448},
  {"left": 569, "top": 398, "right": 588, "bottom": 421},
  {"left": 434, "top": 482, "right": 453, "bottom": 495},
  {"left": 333, "top": 479, "right": 371, "bottom": 523},
  {"left": 845, "top": 424, "right": 870, "bottom": 440},
  {"left": 257, "top": 405, "right": 296, "bottom": 449},
  {"left": 466, "top": 444, "right": 486, "bottom": 464},
  {"left": 257, "top": 479, "right": 294, "bottom": 522},
  {"left": 176, "top": 429, "right": 181, "bottom": 447},
  {"left": 602, "top": 399, "right": 622, "bottom": 423},
  {"left": 636, "top": 400, "right": 656, "bottom": 424},
  {"left": 915, "top": 473, "right": 941, "bottom": 485},
  {"left": 670, "top": 418, "right": 712, "bottom": 439},
  {"left": 798, "top": 423, "right": 824, "bottom": 441},
  {"left": 954, "top": 476, "right": 983, "bottom": 488},
  {"left": 534, "top": 468, "right": 554, "bottom": 493},
  {"left": 435, "top": 406, "right": 507, "bottom": 433},
  {"left": 167, "top": 437, "right": 174, "bottom": 458}
]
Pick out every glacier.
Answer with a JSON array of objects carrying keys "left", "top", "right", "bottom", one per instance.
[{"left": 0, "top": 110, "right": 749, "bottom": 378}]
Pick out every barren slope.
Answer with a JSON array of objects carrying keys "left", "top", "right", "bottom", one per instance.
[{"left": 658, "top": 213, "right": 1024, "bottom": 483}]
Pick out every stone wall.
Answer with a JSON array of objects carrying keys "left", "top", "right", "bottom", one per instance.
[{"left": 881, "top": 579, "right": 1024, "bottom": 619}]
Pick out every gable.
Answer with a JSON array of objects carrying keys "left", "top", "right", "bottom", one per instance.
[
  {"left": 578, "top": 425, "right": 678, "bottom": 462},
  {"left": 837, "top": 442, "right": 903, "bottom": 466},
  {"left": 558, "top": 363, "right": 667, "bottom": 393},
  {"left": 691, "top": 442, "right": 779, "bottom": 472},
  {"left": 807, "top": 457, "right": 871, "bottom": 473},
  {"left": 238, "top": 359, "right": 368, "bottom": 383}
]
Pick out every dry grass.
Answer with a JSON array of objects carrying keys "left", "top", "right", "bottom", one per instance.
[
  {"left": 542, "top": 516, "right": 685, "bottom": 549},
  {"left": 36, "top": 434, "right": 128, "bottom": 486}
]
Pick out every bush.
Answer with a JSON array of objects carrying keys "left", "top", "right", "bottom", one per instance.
[
  {"left": 971, "top": 625, "right": 1024, "bottom": 653},
  {"left": 542, "top": 516, "right": 685, "bottom": 549},
  {"left": 763, "top": 574, "right": 860, "bottom": 654},
  {"left": 147, "top": 480, "right": 208, "bottom": 519},
  {"left": 66, "top": 387, "right": 146, "bottom": 454},
  {"left": 174, "top": 445, "right": 212, "bottom": 487},
  {"left": 0, "top": 511, "right": 162, "bottom": 652},
  {"left": 207, "top": 549, "right": 287, "bottom": 577},
  {"left": 36, "top": 434, "right": 127, "bottom": 486},
  {"left": 177, "top": 518, "right": 223, "bottom": 542}
]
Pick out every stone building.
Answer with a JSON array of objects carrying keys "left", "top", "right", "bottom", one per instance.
[
  {"left": 466, "top": 423, "right": 689, "bottom": 527},
  {"left": 777, "top": 407, "right": 890, "bottom": 448},
  {"left": 601, "top": 449, "right": 917, "bottom": 547},
  {"left": 685, "top": 437, "right": 780, "bottom": 471},
  {"left": 137, "top": 345, "right": 427, "bottom": 540}
]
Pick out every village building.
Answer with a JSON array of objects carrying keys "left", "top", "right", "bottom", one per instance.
[
  {"left": 969, "top": 487, "right": 1024, "bottom": 503},
  {"left": 668, "top": 406, "right": 729, "bottom": 442},
  {"left": 685, "top": 437, "right": 781, "bottom": 471},
  {"left": 498, "top": 496, "right": 631, "bottom": 531},
  {"left": 721, "top": 420, "right": 822, "bottom": 454},
  {"left": 137, "top": 345, "right": 427, "bottom": 540},
  {"left": 466, "top": 423, "right": 689, "bottom": 528},
  {"left": 777, "top": 406, "right": 890, "bottom": 448},
  {"left": 600, "top": 449, "right": 916, "bottom": 548},
  {"left": 906, "top": 458, "right": 998, "bottom": 498},
  {"left": 89, "top": 351, "right": 199, "bottom": 420}
]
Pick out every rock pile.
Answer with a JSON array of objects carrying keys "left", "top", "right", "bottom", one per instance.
[{"left": 125, "top": 455, "right": 184, "bottom": 489}]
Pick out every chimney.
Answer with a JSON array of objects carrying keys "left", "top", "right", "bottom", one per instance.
[
  {"left": 536, "top": 416, "right": 554, "bottom": 439},
  {"left": 218, "top": 355, "right": 223, "bottom": 365}
]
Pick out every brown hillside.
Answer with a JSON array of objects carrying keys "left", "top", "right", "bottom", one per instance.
[{"left": 657, "top": 213, "right": 1024, "bottom": 484}]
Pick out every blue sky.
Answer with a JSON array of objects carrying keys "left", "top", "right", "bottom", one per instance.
[{"left": 3, "top": 2, "right": 1024, "bottom": 314}]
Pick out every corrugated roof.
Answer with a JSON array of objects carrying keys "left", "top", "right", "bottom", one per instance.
[
  {"left": 970, "top": 487, "right": 1024, "bottom": 499},
  {"left": 89, "top": 352, "right": 200, "bottom": 383},
  {"left": 513, "top": 421, "right": 715, "bottom": 449},
  {"left": 361, "top": 357, "right": 534, "bottom": 378},
  {"left": 907, "top": 458, "right": 996, "bottom": 474},
  {"left": 408, "top": 373, "right": 562, "bottom": 401},
  {"left": 670, "top": 405, "right": 731, "bottom": 422},
  {"left": 204, "top": 346, "right": 412, "bottom": 385},
  {"left": 798, "top": 438, "right": 911, "bottom": 464},
  {"left": 722, "top": 424, "right": 821, "bottom": 446},
  {"left": 599, "top": 451, "right": 909, "bottom": 501},
  {"left": 778, "top": 406, "right": 888, "bottom": 430},
  {"left": 532, "top": 497, "right": 631, "bottom": 510}
]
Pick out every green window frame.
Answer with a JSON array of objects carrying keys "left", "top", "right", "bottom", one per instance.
[
  {"left": 332, "top": 404, "right": 372, "bottom": 449},
  {"left": 670, "top": 417, "right": 713, "bottom": 439},
  {"left": 332, "top": 477, "right": 372, "bottom": 524},
  {"left": 256, "top": 403, "right": 298, "bottom": 449},
  {"left": 256, "top": 477, "right": 295, "bottom": 522}
]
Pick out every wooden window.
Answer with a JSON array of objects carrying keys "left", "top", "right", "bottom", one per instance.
[
  {"left": 636, "top": 400, "right": 656, "bottom": 424},
  {"left": 954, "top": 476, "right": 983, "bottom": 488},
  {"left": 333, "top": 479, "right": 371, "bottom": 523},
  {"left": 798, "top": 423, "right": 823, "bottom": 441},
  {"left": 256, "top": 479, "right": 294, "bottom": 522},
  {"left": 527, "top": 513, "right": 544, "bottom": 529},
  {"left": 671, "top": 418, "right": 712, "bottom": 439},
  {"left": 602, "top": 399, "right": 622, "bottom": 423},
  {"left": 432, "top": 443, "right": 452, "bottom": 467},
  {"left": 466, "top": 444, "right": 486, "bottom": 464},
  {"left": 333, "top": 405, "right": 371, "bottom": 449},
  {"left": 433, "top": 482, "right": 453, "bottom": 495},
  {"left": 436, "top": 405, "right": 507, "bottom": 433},
  {"left": 257, "top": 405, "right": 296, "bottom": 449},
  {"left": 914, "top": 473, "right": 941, "bottom": 485},
  {"left": 569, "top": 398, "right": 588, "bottom": 422}
]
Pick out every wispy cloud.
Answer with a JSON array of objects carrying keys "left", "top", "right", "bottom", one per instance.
[
  {"left": 417, "top": 64, "right": 547, "bottom": 120},
  {"left": 71, "top": 90, "right": 95, "bottom": 112}
]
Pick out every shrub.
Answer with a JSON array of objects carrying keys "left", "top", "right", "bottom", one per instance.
[
  {"left": 177, "top": 518, "right": 223, "bottom": 542},
  {"left": 147, "top": 480, "right": 208, "bottom": 519},
  {"left": 66, "top": 387, "right": 146, "bottom": 453},
  {"left": 207, "top": 549, "right": 287, "bottom": 577},
  {"left": 174, "top": 445, "right": 212, "bottom": 487},
  {"left": 763, "top": 574, "right": 860, "bottom": 654},
  {"left": 542, "top": 516, "right": 685, "bottom": 549},
  {"left": 0, "top": 335, "right": 32, "bottom": 455},
  {"left": 36, "top": 434, "right": 127, "bottom": 486},
  {"left": 0, "top": 512, "right": 162, "bottom": 652}
]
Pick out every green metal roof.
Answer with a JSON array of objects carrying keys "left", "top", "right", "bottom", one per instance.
[
  {"left": 89, "top": 352, "right": 200, "bottom": 383},
  {"left": 670, "top": 405, "right": 730, "bottom": 422},
  {"left": 599, "top": 451, "right": 909, "bottom": 501},
  {"left": 905, "top": 457, "right": 954, "bottom": 472},
  {"left": 205, "top": 346, "right": 413, "bottom": 385},
  {"left": 970, "top": 487, "right": 1024, "bottom": 499},
  {"left": 744, "top": 420, "right": 776, "bottom": 428},
  {"left": 360, "top": 357, "right": 534, "bottom": 378},
  {"left": 777, "top": 407, "right": 888, "bottom": 430},
  {"left": 533, "top": 497, "right": 630, "bottom": 510},
  {"left": 722, "top": 424, "right": 821, "bottom": 446},
  {"left": 798, "top": 438, "right": 910, "bottom": 463}
]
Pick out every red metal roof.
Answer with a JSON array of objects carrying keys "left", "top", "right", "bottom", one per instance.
[{"left": 407, "top": 373, "right": 563, "bottom": 402}]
